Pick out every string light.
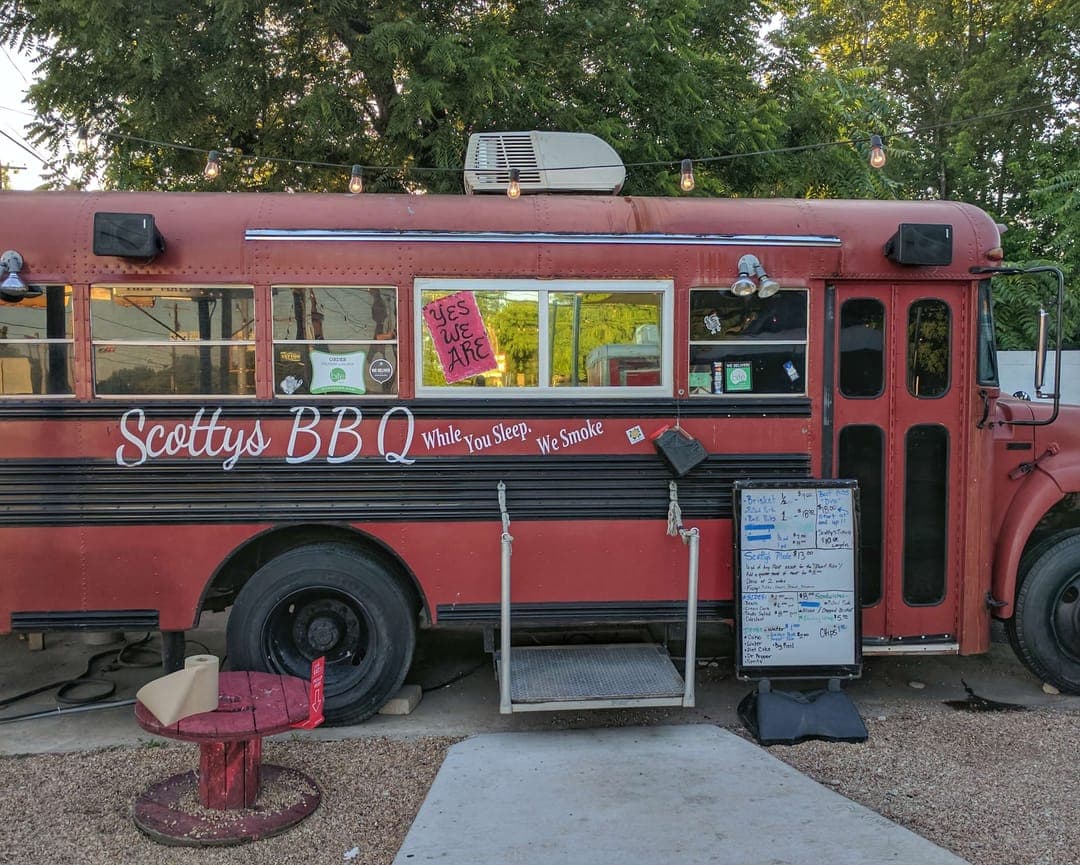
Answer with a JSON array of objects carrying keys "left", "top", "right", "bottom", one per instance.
[
  {"left": 349, "top": 164, "right": 364, "bottom": 194},
  {"left": 679, "top": 159, "right": 695, "bottom": 192},
  {"left": 203, "top": 150, "right": 221, "bottom": 179},
  {"left": 76, "top": 126, "right": 90, "bottom": 154},
  {"left": 869, "top": 134, "right": 886, "bottom": 169},
  {"left": 40, "top": 101, "right": 1049, "bottom": 191},
  {"left": 507, "top": 168, "right": 521, "bottom": 199}
]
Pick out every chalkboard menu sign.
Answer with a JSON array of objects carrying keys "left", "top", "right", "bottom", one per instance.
[{"left": 733, "top": 480, "right": 861, "bottom": 680}]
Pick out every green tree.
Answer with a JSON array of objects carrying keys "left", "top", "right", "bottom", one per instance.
[
  {"left": 773, "top": 0, "right": 1078, "bottom": 219},
  {"left": 1, "top": 0, "right": 778, "bottom": 195}
]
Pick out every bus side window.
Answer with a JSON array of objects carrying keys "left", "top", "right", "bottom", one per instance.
[
  {"left": 839, "top": 299, "right": 885, "bottom": 398},
  {"left": 272, "top": 286, "right": 398, "bottom": 397},
  {"left": 91, "top": 285, "right": 256, "bottom": 397},
  {"left": 416, "top": 280, "right": 669, "bottom": 392},
  {"left": 551, "top": 292, "right": 662, "bottom": 387},
  {"left": 0, "top": 285, "right": 74, "bottom": 396},
  {"left": 688, "top": 288, "right": 808, "bottom": 396},
  {"left": 907, "top": 299, "right": 951, "bottom": 398}
]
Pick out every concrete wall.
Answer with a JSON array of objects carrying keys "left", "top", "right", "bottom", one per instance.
[{"left": 997, "top": 351, "right": 1080, "bottom": 403}]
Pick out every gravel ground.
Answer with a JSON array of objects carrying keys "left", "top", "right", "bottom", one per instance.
[{"left": 0, "top": 706, "right": 1076, "bottom": 865}]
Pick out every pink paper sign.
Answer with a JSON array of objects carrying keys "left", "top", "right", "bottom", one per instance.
[{"left": 422, "top": 291, "right": 498, "bottom": 384}]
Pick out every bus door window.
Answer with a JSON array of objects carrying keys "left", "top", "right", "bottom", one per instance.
[
  {"left": 838, "top": 424, "right": 884, "bottom": 606},
  {"left": 90, "top": 285, "right": 255, "bottom": 396},
  {"left": 903, "top": 424, "right": 950, "bottom": 605},
  {"left": 839, "top": 298, "right": 885, "bottom": 398},
  {"left": 0, "top": 284, "right": 74, "bottom": 396},
  {"left": 907, "top": 299, "right": 951, "bottom": 397},
  {"left": 272, "top": 286, "right": 398, "bottom": 397},
  {"left": 688, "top": 288, "right": 807, "bottom": 396},
  {"left": 416, "top": 279, "right": 671, "bottom": 393}
]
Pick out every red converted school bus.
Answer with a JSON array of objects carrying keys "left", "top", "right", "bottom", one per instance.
[{"left": 0, "top": 181, "right": 1077, "bottom": 723}]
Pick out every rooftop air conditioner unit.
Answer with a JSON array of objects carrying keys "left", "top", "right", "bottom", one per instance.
[{"left": 464, "top": 131, "right": 625, "bottom": 195}]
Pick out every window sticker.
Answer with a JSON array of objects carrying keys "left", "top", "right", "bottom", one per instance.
[
  {"left": 310, "top": 350, "right": 367, "bottom": 395},
  {"left": 724, "top": 361, "right": 753, "bottom": 392},
  {"left": 421, "top": 291, "right": 498, "bottom": 384},
  {"left": 369, "top": 356, "right": 394, "bottom": 384}
]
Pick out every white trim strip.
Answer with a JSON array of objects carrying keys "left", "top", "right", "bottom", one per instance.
[
  {"left": 862, "top": 642, "right": 960, "bottom": 655},
  {"left": 246, "top": 229, "right": 842, "bottom": 247}
]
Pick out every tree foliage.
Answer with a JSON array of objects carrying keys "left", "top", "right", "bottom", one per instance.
[{"left": 0, "top": 0, "right": 776, "bottom": 194}]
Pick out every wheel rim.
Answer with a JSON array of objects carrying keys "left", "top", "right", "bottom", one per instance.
[
  {"left": 1051, "top": 572, "right": 1080, "bottom": 666},
  {"left": 262, "top": 587, "right": 377, "bottom": 695}
]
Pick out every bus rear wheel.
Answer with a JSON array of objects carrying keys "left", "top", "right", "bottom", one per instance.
[
  {"left": 1007, "top": 532, "right": 1080, "bottom": 694},
  {"left": 226, "top": 543, "right": 417, "bottom": 725}
]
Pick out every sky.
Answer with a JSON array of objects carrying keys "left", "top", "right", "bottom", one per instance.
[{"left": 0, "top": 45, "right": 50, "bottom": 189}]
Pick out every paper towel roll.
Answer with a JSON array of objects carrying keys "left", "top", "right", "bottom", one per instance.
[{"left": 136, "top": 653, "right": 221, "bottom": 726}]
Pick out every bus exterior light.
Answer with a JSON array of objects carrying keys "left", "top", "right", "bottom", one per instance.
[{"left": 0, "top": 249, "right": 40, "bottom": 301}]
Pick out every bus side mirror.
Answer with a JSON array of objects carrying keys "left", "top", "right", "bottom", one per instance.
[
  {"left": 1035, "top": 307, "right": 1050, "bottom": 396},
  {"left": 93, "top": 212, "right": 165, "bottom": 259}
]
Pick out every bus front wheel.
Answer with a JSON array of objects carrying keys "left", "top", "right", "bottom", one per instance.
[
  {"left": 226, "top": 543, "right": 417, "bottom": 725},
  {"left": 1007, "top": 532, "right": 1080, "bottom": 694}
]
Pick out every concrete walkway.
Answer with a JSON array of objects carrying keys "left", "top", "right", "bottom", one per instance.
[{"left": 393, "top": 724, "right": 969, "bottom": 865}]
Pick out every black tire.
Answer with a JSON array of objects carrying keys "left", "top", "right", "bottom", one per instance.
[
  {"left": 1007, "top": 532, "right": 1080, "bottom": 693},
  {"left": 1006, "top": 528, "right": 1080, "bottom": 660},
  {"left": 227, "top": 543, "right": 417, "bottom": 725}
]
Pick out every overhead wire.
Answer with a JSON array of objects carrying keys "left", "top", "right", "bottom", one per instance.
[{"left": 0, "top": 99, "right": 1063, "bottom": 184}]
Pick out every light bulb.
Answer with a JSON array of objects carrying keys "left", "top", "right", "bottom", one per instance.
[
  {"left": 203, "top": 150, "right": 222, "bottom": 180},
  {"left": 731, "top": 274, "right": 756, "bottom": 296},
  {"left": 76, "top": 126, "right": 90, "bottom": 155},
  {"left": 680, "top": 159, "right": 695, "bottom": 192},
  {"left": 507, "top": 168, "right": 521, "bottom": 199},
  {"left": 869, "top": 134, "right": 886, "bottom": 169},
  {"left": 349, "top": 165, "right": 364, "bottom": 194},
  {"left": 757, "top": 276, "right": 781, "bottom": 298}
]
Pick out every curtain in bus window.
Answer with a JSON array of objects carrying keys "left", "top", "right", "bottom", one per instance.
[
  {"left": 0, "top": 285, "right": 74, "bottom": 396},
  {"left": 907, "top": 299, "right": 951, "bottom": 398},
  {"left": 838, "top": 425, "right": 883, "bottom": 606},
  {"left": 91, "top": 286, "right": 255, "bottom": 396},
  {"left": 839, "top": 299, "right": 885, "bottom": 398},
  {"left": 271, "top": 287, "right": 398, "bottom": 397},
  {"left": 688, "top": 289, "right": 807, "bottom": 395},
  {"left": 903, "top": 424, "right": 949, "bottom": 605}
]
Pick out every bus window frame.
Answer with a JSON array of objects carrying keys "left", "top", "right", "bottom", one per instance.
[
  {"left": 413, "top": 277, "right": 674, "bottom": 398},
  {"left": 90, "top": 282, "right": 256, "bottom": 399}
]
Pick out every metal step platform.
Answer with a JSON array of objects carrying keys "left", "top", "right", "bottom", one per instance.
[
  {"left": 495, "top": 643, "right": 688, "bottom": 712},
  {"left": 495, "top": 480, "right": 700, "bottom": 714}
]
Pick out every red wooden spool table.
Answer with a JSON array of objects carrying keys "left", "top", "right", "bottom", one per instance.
[{"left": 133, "top": 670, "right": 321, "bottom": 846}]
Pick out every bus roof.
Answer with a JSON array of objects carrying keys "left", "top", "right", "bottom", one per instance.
[{"left": 0, "top": 190, "right": 1001, "bottom": 285}]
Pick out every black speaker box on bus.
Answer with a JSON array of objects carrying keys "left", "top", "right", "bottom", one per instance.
[
  {"left": 93, "top": 212, "right": 166, "bottom": 259},
  {"left": 884, "top": 223, "right": 952, "bottom": 266}
]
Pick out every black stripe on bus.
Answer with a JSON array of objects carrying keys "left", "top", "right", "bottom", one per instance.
[
  {"left": 435, "top": 600, "right": 734, "bottom": 626},
  {"left": 0, "top": 453, "right": 811, "bottom": 526},
  {"left": 0, "top": 396, "right": 811, "bottom": 421},
  {"left": 10, "top": 610, "right": 160, "bottom": 632}
]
